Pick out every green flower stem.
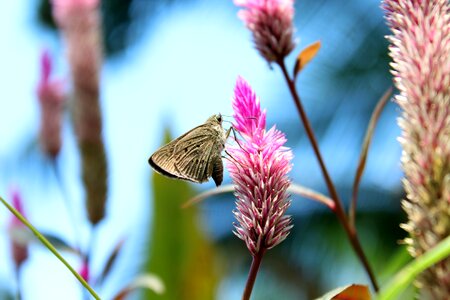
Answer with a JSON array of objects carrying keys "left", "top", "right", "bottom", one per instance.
[
  {"left": 377, "top": 235, "right": 450, "bottom": 300},
  {"left": 0, "top": 196, "right": 100, "bottom": 300}
]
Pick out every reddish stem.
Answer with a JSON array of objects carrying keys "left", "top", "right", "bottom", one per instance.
[
  {"left": 276, "top": 59, "right": 379, "bottom": 292},
  {"left": 242, "top": 250, "right": 265, "bottom": 300}
]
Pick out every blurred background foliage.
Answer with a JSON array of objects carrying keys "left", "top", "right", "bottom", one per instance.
[{"left": 0, "top": 0, "right": 408, "bottom": 299}]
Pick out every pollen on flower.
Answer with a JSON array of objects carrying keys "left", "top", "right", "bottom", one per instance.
[{"left": 227, "top": 76, "right": 293, "bottom": 256}]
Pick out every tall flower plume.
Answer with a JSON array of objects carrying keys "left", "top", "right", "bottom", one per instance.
[
  {"left": 235, "top": 0, "right": 296, "bottom": 63},
  {"left": 8, "top": 189, "right": 29, "bottom": 271},
  {"left": 227, "top": 76, "right": 293, "bottom": 256},
  {"left": 383, "top": 0, "right": 450, "bottom": 298},
  {"left": 37, "top": 50, "right": 64, "bottom": 158},
  {"left": 52, "top": 0, "right": 107, "bottom": 225}
]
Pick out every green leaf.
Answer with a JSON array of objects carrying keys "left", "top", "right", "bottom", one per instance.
[
  {"left": 377, "top": 235, "right": 450, "bottom": 300},
  {"left": 41, "top": 233, "right": 80, "bottom": 254},
  {"left": 139, "top": 129, "right": 221, "bottom": 300},
  {"left": 0, "top": 196, "right": 100, "bottom": 299},
  {"left": 97, "top": 239, "right": 125, "bottom": 284},
  {"left": 113, "top": 273, "right": 165, "bottom": 300}
]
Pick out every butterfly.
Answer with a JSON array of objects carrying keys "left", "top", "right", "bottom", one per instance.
[{"left": 148, "top": 114, "right": 228, "bottom": 186}]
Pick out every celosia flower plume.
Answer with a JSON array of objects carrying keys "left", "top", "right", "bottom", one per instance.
[
  {"left": 37, "top": 50, "right": 64, "bottom": 158},
  {"left": 227, "top": 76, "right": 293, "bottom": 255},
  {"left": 235, "top": 0, "right": 296, "bottom": 63},
  {"left": 79, "top": 258, "right": 90, "bottom": 283},
  {"left": 383, "top": 0, "right": 450, "bottom": 298},
  {"left": 52, "top": 0, "right": 107, "bottom": 225},
  {"left": 8, "top": 189, "right": 29, "bottom": 270}
]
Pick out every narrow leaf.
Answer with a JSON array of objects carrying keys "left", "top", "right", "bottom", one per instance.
[
  {"left": 293, "top": 40, "right": 321, "bottom": 80},
  {"left": 113, "top": 274, "right": 165, "bottom": 300},
  {"left": 315, "top": 284, "right": 370, "bottom": 300},
  {"left": 377, "top": 235, "right": 450, "bottom": 300},
  {"left": 183, "top": 183, "right": 335, "bottom": 210},
  {"left": 0, "top": 196, "right": 100, "bottom": 299},
  {"left": 289, "top": 183, "right": 335, "bottom": 209},
  {"left": 41, "top": 233, "right": 80, "bottom": 254},
  {"left": 349, "top": 87, "right": 392, "bottom": 226},
  {"left": 97, "top": 239, "right": 125, "bottom": 283},
  {"left": 182, "top": 184, "right": 234, "bottom": 208},
  {"left": 140, "top": 129, "right": 221, "bottom": 300}
]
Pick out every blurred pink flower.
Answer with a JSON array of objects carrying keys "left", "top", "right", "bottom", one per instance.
[
  {"left": 52, "top": 0, "right": 99, "bottom": 24},
  {"left": 227, "top": 76, "right": 293, "bottom": 256},
  {"left": 8, "top": 189, "right": 29, "bottom": 270},
  {"left": 235, "top": 0, "right": 295, "bottom": 63},
  {"left": 37, "top": 50, "right": 64, "bottom": 158},
  {"left": 52, "top": 0, "right": 107, "bottom": 225},
  {"left": 79, "top": 258, "right": 90, "bottom": 283},
  {"left": 383, "top": 0, "right": 450, "bottom": 298},
  {"left": 51, "top": 0, "right": 103, "bottom": 143}
]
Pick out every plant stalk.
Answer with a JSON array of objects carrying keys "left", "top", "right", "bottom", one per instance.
[
  {"left": 242, "top": 250, "right": 265, "bottom": 300},
  {"left": 0, "top": 196, "right": 100, "bottom": 300},
  {"left": 276, "top": 59, "right": 379, "bottom": 292}
]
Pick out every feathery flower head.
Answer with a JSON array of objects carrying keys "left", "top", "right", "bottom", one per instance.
[
  {"left": 53, "top": 0, "right": 107, "bottom": 225},
  {"left": 37, "top": 50, "right": 64, "bottom": 158},
  {"left": 383, "top": 0, "right": 450, "bottom": 298},
  {"left": 9, "top": 189, "right": 26, "bottom": 228},
  {"left": 227, "top": 76, "right": 293, "bottom": 256},
  {"left": 51, "top": 0, "right": 102, "bottom": 97},
  {"left": 235, "top": 0, "right": 296, "bottom": 63},
  {"left": 79, "top": 259, "right": 90, "bottom": 283},
  {"left": 52, "top": 0, "right": 99, "bottom": 24},
  {"left": 8, "top": 188, "right": 29, "bottom": 269}
]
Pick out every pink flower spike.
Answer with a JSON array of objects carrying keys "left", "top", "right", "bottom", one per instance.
[
  {"left": 235, "top": 0, "right": 296, "bottom": 63},
  {"left": 8, "top": 188, "right": 29, "bottom": 270},
  {"left": 232, "top": 76, "right": 266, "bottom": 141},
  {"left": 41, "top": 50, "right": 52, "bottom": 85},
  {"left": 79, "top": 259, "right": 90, "bottom": 283},
  {"left": 227, "top": 76, "right": 293, "bottom": 256},
  {"left": 52, "top": 0, "right": 99, "bottom": 23},
  {"left": 37, "top": 50, "right": 65, "bottom": 158},
  {"left": 383, "top": 0, "right": 450, "bottom": 297},
  {"left": 9, "top": 189, "right": 26, "bottom": 228}
]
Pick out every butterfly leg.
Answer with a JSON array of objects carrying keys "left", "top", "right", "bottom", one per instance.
[{"left": 227, "top": 126, "right": 251, "bottom": 156}]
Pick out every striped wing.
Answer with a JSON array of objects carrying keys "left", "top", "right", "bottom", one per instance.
[{"left": 149, "top": 124, "right": 224, "bottom": 185}]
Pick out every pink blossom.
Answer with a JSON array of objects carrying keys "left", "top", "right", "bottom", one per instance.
[
  {"left": 51, "top": 0, "right": 102, "bottom": 144},
  {"left": 52, "top": 0, "right": 99, "bottom": 23},
  {"left": 37, "top": 50, "right": 64, "bottom": 158},
  {"left": 79, "top": 259, "right": 90, "bottom": 283},
  {"left": 52, "top": 0, "right": 107, "bottom": 225},
  {"left": 8, "top": 189, "right": 29, "bottom": 269},
  {"left": 235, "top": 0, "right": 295, "bottom": 63},
  {"left": 227, "top": 76, "right": 293, "bottom": 255}
]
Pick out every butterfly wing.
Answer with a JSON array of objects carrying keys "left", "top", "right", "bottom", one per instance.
[{"left": 149, "top": 123, "right": 224, "bottom": 185}]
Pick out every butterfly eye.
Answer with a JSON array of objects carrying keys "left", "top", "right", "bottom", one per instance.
[{"left": 217, "top": 115, "right": 222, "bottom": 123}]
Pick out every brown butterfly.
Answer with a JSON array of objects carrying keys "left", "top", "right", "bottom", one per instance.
[{"left": 148, "top": 114, "right": 228, "bottom": 186}]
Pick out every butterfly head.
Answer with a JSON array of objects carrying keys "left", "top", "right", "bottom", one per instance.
[{"left": 207, "top": 114, "right": 223, "bottom": 125}]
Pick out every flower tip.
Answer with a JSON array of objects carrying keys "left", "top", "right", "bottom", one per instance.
[
  {"left": 40, "top": 49, "right": 52, "bottom": 83},
  {"left": 11, "top": 189, "right": 24, "bottom": 215},
  {"left": 79, "top": 260, "right": 90, "bottom": 282}
]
